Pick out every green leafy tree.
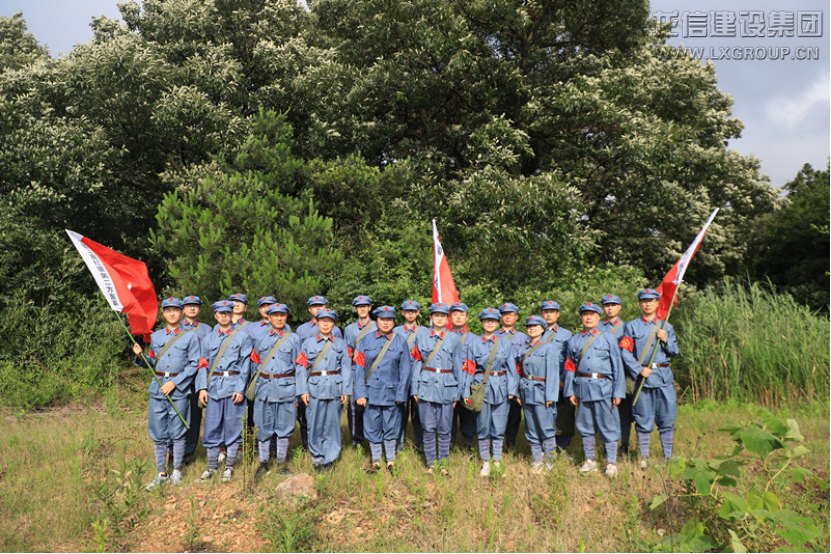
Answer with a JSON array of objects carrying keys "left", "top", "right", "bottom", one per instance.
[{"left": 150, "top": 110, "right": 340, "bottom": 311}]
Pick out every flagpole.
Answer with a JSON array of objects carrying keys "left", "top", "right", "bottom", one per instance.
[
  {"left": 115, "top": 313, "right": 190, "bottom": 429},
  {"left": 631, "top": 283, "right": 682, "bottom": 408}
]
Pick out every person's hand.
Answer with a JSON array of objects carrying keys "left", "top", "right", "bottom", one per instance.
[
  {"left": 515, "top": 397, "right": 522, "bottom": 406},
  {"left": 232, "top": 392, "right": 244, "bottom": 404},
  {"left": 657, "top": 329, "right": 668, "bottom": 343},
  {"left": 412, "top": 395, "right": 419, "bottom": 404},
  {"left": 508, "top": 395, "right": 514, "bottom": 401},
  {"left": 301, "top": 393, "right": 310, "bottom": 406},
  {"left": 199, "top": 390, "right": 208, "bottom": 405},
  {"left": 613, "top": 397, "right": 621, "bottom": 407},
  {"left": 640, "top": 367, "right": 652, "bottom": 378},
  {"left": 160, "top": 381, "right": 176, "bottom": 396},
  {"left": 464, "top": 398, "right": 472, "bottom": 406},
  {"left": 546, "top": 401, "right": 553, "bottom": 408},
  {"left": 341, "top": 394, "right": 348, "bottom": 405},
  {"left": 569, "top": 396, "right": 578, "bottom": 406},
  {"left": 357, "top": 397, "right": 367, "bottom": 407},
  {"left": 132, "top": 343, "right": 143, "bottom": 356}
]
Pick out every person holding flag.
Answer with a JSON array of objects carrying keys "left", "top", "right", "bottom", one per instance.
[
  {"left": 133, "top": 297, "right": 203, "bottom": 490},
  {"left": 196, "top": 300, "right": 254, "bottom": 482},
  {"left": 619, "top": 289, "right": 680, "bottom": 468}
]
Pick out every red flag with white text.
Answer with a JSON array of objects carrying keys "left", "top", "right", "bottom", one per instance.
[
  {"left": 432, "top": 220, "right": 460, "bottom": 305},
  {"left": 655, "top": 209, "right": 719, "bottom": 319},
  {"left": 66, "top": 230, "right": 158, "bottom": 340}
]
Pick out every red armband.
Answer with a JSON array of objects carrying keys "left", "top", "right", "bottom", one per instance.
[
  {"left": 250, "top": 348, "right": 261, "bottom": 364},
  {"left": 353, "top": 351, "right": 366, "bottom": 368},
  {"left": 516, "top": 361, "right": 522, "bottom": 375},
  {"left": 463, "top": 359, "right": 476, "bottom": 376},
  {"left": 295, "top": 352, "right": 309, "bottom": 368},
  {"left": 564, "top": 358, "right": 576, "bottom": 373},
  {"left": 619, "top": 337, "right": 634, "bottom": 353},
  {"left": 410, "top": 346, "right": 422, "bottom": 361},
  {"left": 348, "top": 346, "right": 354, "bottom": 359},
  {"left": 198, "top": 357, "right": 208, "bottom": 369},
  {"left": 147, "top": 350, "right": 156, "bottom": 359}
]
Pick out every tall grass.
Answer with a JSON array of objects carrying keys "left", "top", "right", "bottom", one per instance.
[{"left": 672, "top": 279, "right": 829, "bottom": 406}]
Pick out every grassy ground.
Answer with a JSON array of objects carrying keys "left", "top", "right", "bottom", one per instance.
[{"left": 1, "top": 385, "right": 827, "bottom": 552}]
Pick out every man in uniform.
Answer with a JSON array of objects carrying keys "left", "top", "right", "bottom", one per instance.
[
  {"left": 250, "top": 303, "right": 302, "bottom": 479},
  {"left": 449, "top": 302, "right": 478, "bottom": 449},
  {"left": 499, "top": 303, "right": 527, "bottom": 449},
  {"left": 394, "top": 300, "right": 426, "bottom": 450},
  {"left": 599, "top": 294, "right": 632, "bottom": 455},
  {"left": 296, "top": 308, "right": 351, "bottom": 472},
  {"left": 354, "top": 306, "right": 411, "bottom": 474},
  {"left": 251, "top": 296, "right": 293, "bottom": 339},
  {"left": 196, "top": 300, "right": 253, "bottom": 482},
  {"left": 563, "top": 303, "right": 625, "bottom": 477},
  {"left": 228, "top": 293, "right": 250, "bottom": 327},
  {"left": 295, "top": 295, "right": 343, "bottom": 451},
  {"left": 344, "top": 295, "right": 375, "bottom": 449},
  {"left": 180, "top": 295, "right": 210, "bottom": 462},
  {"left": 539, "top": 300, "right": 574, "bottom": 454},
  {"left": 619, "top": 289, "right": 680, "bottom": 469},
  {"left": 134, "top": 297, "right": 202, "bottom": 489},
  {"left": 410, "top": 302, "right": 464, "bottom": 474}
]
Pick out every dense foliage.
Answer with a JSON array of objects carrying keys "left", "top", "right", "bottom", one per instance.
[{"left": 0, "top": 1, "right": 826, "bottom": 408}]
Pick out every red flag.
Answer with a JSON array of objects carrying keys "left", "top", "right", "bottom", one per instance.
[
  {"left": 432, "top": 220, "right": 460, "bottom": 305},
  {"left": 66, "top": 230, "right": 158, "bottom": 340},
  {"left": 655, "top": 209, "right": 719, "bottom": 319}
]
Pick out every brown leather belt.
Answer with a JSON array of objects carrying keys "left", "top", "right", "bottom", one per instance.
[
  {"left": 309, "top": 370, "right": 340, "bottom": 377},
  {"left": 260, "top": 372, "right": 294, "bottom": 379},
  {"left": 476, "top": 371, "right": 506, "bottom": 377},
  {"left": 212, "top": 371, "right": 240, "bottom": 377},
  {"left": 522, "top": 374, "right": 546, "bottom": 382},
  {"left": 577, "top": 372, "right": 609, "bottom": 380},
  {"left": 650, "top": 363, "right": 670, "bottom": 368},
  {"left": 154, "top": 371, "right": 179, "bottom": 377},
  {"left": 423, "top": 367, "right": 453, "bottom": 374}
]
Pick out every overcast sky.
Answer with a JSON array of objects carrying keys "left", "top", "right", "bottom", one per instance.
[{"left": 2, "top": 0, "right": 828, "bottom": 187}]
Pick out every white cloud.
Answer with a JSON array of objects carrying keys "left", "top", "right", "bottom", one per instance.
[{"left": 766, "top": 74, "right": 831, "bottom": 130}]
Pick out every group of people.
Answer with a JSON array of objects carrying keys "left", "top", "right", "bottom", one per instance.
[{"left": 134, "top": 290, "right": 679, "bottom": 489}]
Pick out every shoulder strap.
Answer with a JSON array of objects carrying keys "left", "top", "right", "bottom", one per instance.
[
  {"left": 423, "top": 332, "right": 450, "bottom": 368},
  {"left": 521, "top": 340, "right": 546, "bottom": 363},
  {"left": 354, "top": 321, "right": 376, "bottom": 352},
  {"left": 459, "top": 332, "right": 469, "bottom": 346},
  {"left": 155, "top": 329, "right": 190, "bottom": 362},
  {"left": 637, "top": 325, "right": 661, "bottom": 366},
  {"left": 309, "top": 339, "right": 335, "bottom": 373},
  {"left": 576, "top": 332, "right": 602, "bottom": 371},
  {"left": 364, "top": 336, "right": 396, "bottom": 383},
  {"left": 236, "top": 320, "right": 250, "bottom": 330},
  {"left": 610, "top": 320, "right": 623, "bottom": 335},
  {"left": 207, "top": 326, "right": 246, "bottom": 381},
  {"left": 480, "top": 337, "right": 500, "bottom": 387},
  {"left": 259, "top": 331, "right": 294, "bottom": 372},
  {"left": 406, "top": 326, "right": 420, "bottom": 347}
]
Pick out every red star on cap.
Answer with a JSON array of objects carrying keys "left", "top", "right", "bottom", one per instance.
[
  {"left": 645, "top": 289, "right": 650, "bottom": 293},
  {"left": 489, "top": 309, "right": 493, "bottom": 312},
  {"left": 587, "top": 302, "right": 592, "bottom": 306},
  {"left": 222, "top": 301, "right": 228, "bottom": 305}
]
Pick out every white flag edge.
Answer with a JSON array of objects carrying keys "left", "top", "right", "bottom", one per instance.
[{"left": 65, "top": 229, "right": 124, "bottom": 311}]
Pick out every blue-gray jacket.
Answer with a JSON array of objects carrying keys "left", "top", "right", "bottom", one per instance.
[
  {"left": 139, "top": 326, "right": 201, "bottom": 400},
  {"left": 619, "top": 317, "right": 679, "bottom": 388},
  {"left": 462, "top": 335, "right": 518, "bottom": 404},
  {"left": 196, "top": 326, "right": 253, "bottom": 400},
  {"left": 353, "top": 331, "right": 412, "bottom": 406},
  {"left": 562, "top": 329, "right": 625, "bottom": 401},
  {"left": 252, "top": 329, "right": 302, "bottom": 403},
  {"left": 516, "top": 339, "right": 558, "bottom": 406},
  {"left": 409, "top": 328, "right": 464, "bottom": 403},
  {"left": 295, "top": 334, "right": 352, "bottom": 400}
]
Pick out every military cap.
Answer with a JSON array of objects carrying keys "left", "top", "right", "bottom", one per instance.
[
  {"left": 449, "top": 302, "right": 469, "bottom": 313},
  {"left": 428, "top": 302, "right": 450, "bottom": 315},
  {"left": 601, "top": 294, "right": 622, "bottom": 305},
  {"left": 228, "top": 293, "right": 248, "bottom": 304},
  {"left": 478, "top": 308, "right": 501, "bottom": 321},
  {"left": 525, "top": 315, "right": 546, "bottom": 328},
  {"left": 579, "top": 302, "right": 602, "bottom": 315},
  {"left": 638, "top": 288, "right": 661, "bottom": 300},
  {"left": 182, "top": 295, "right": 203, "bottom": 306},
  {"left": 400, "top": 300, "right": 422, "bottom": 311},
  {"left": 499, "top": 303, "right": 520, "bottom": 314},
  {"left": 212, "top": 300, "right": 233, "bottom": 313},
  {"left": 257, "top": 296, "right": 277, "bottom": 307},
  {"left": 307, "top": 295, "right": 328, "bottom": 306},
  {"left": 316, "top": 307, "right": 338, "bottom": 321},
  {"left": 352, "top": 295, "right": 373, "bottom": 307},
  {"left": 373, "top": 305, "right": 396, "bottom": 318},
  {"left": 161, "top": 297, "right": 184, "bottom": 309},
  {"left": 539, "top": 300, "right": 560, "bottom": 311},
  {"left": 266, "top": 303, "right": 289, "bottom": 315}
]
